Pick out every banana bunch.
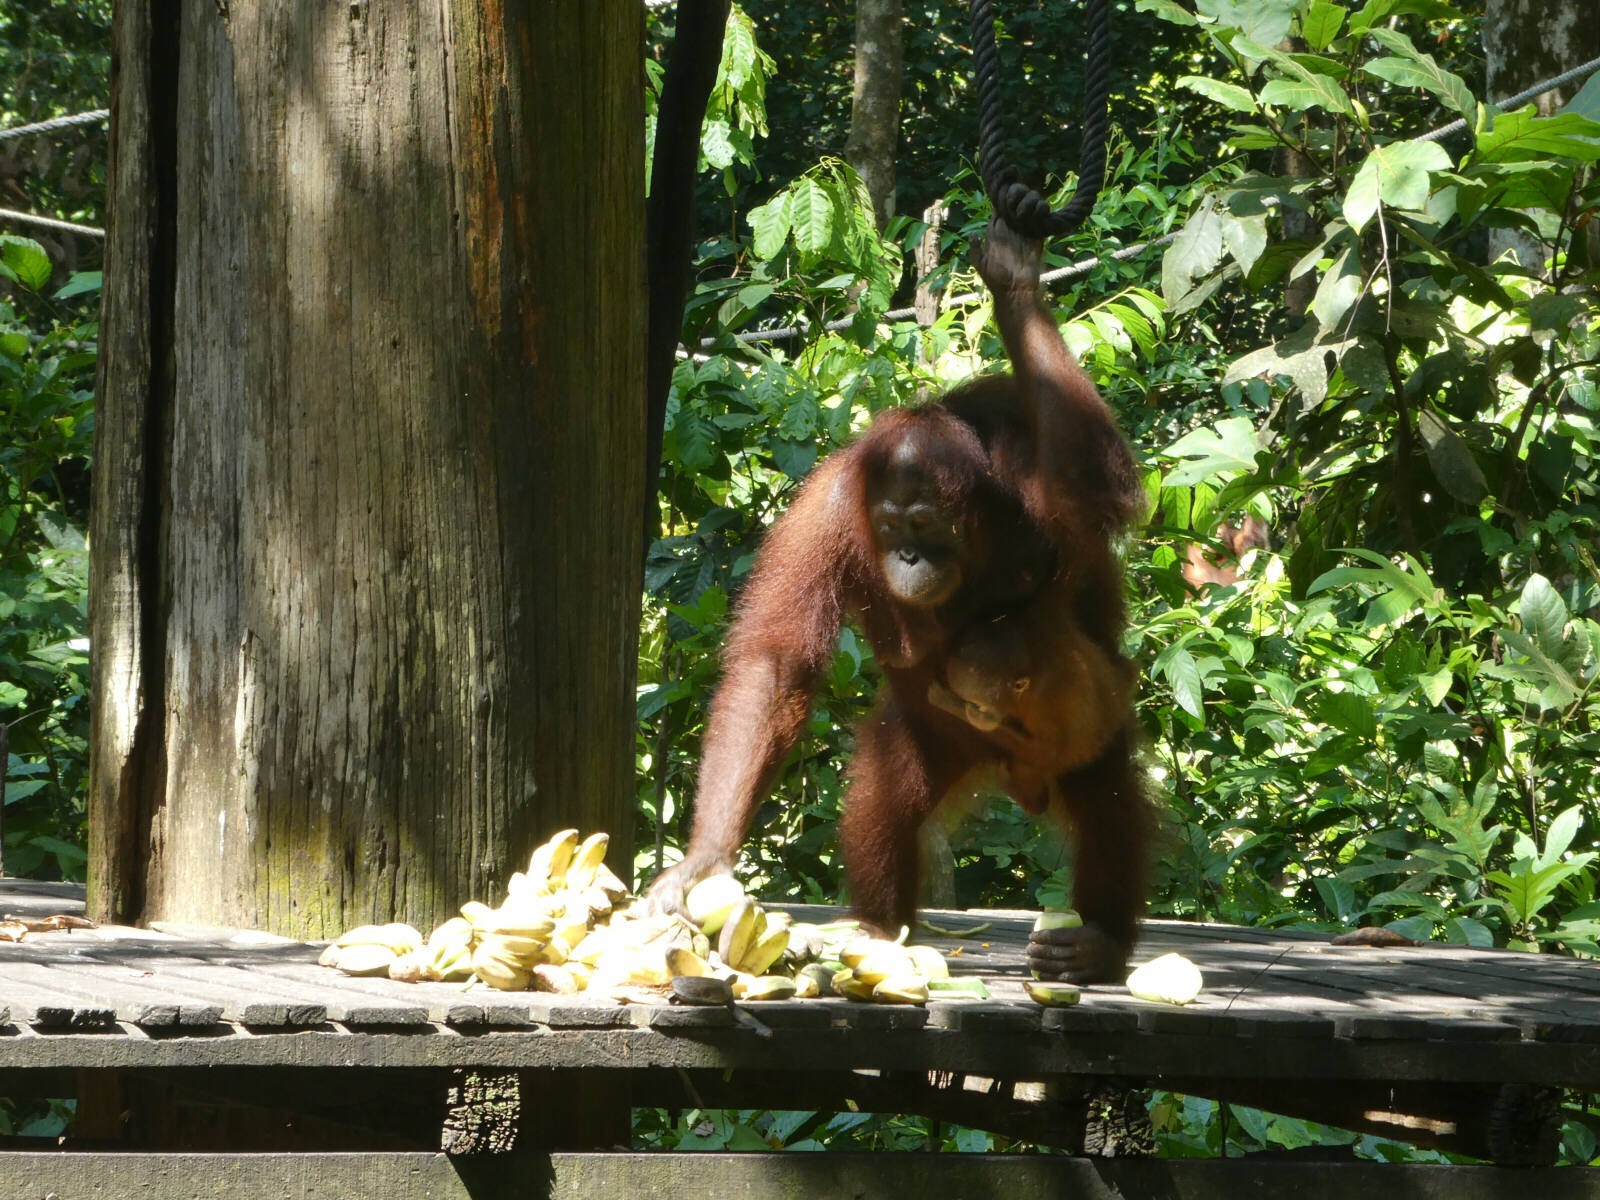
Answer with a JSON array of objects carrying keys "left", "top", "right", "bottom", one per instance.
[
  {"left": 581, "top": 911, "right": 702, "bottom": 995},
  {"left": 507, "top": 829, "right": 628, "bottom": 913},
  {"left": 815, "top": 935, "right": 953, "bottom": 1005},
  {"left": 320, "top": 843, "right": 984, "bottom": 1009},
  {"left": 317, "top": 923, "right": 425, "bottom": 977},
  {"left": 461, "top": 828, "right": 630, "bottom": 990},
  {"left": 386, "top": 917, "right": 478, "bottom": 983},
  {"left": 316, "top": 827, "right": 635, "bottom": 992}
]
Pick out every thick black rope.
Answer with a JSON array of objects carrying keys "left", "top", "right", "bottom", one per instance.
[{"left": 969, "top": 0, "right": 1112, "bottom": 238}]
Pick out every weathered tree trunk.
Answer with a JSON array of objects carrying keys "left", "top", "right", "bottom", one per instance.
[
  {"left": 844, "top": 0, "right": 904, "bottom": 231},
  {"left": 1483, "top": 0, "right": 1600, "bottom": 271},
  {"left": 90, "top": 1, "right": 645, "bottom": 938}
]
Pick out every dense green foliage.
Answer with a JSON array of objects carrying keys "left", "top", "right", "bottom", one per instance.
[
  {"left": 642, "top": 0, "right": 1600, "bottom": 957},
  {"left": 0, "top": 0, "right": 106, "bottom": 880},
  {"left": 0, "top": 237, "right": 94, "bottom": 880},
  {"left": 636, "top": 0, "right": 1600, "bottom": 1161}
]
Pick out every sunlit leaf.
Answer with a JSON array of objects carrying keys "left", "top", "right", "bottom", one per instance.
[
  {"left": 1178, "top": 75, "right": 1256, "bottom": 113},
  {"left": 1343, "top": 141, "right": 1452, "bottom": 231}
]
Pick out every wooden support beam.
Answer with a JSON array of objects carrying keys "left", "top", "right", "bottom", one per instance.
[{"left": 1, "top": 1150, "right": 1598, "bottom": 1199}]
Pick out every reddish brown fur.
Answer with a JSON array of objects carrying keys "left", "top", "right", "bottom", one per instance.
[
  {"left": 646, "top": 223, "right": 1150, "bottom": 981},
  {"left": 1182, "top": 516, "right": 1270, "bottom": 591}
]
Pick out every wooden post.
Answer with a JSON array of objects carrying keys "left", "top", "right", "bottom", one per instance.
[{"left": 90, "top": 4, "right": 645, "bottom": 936}]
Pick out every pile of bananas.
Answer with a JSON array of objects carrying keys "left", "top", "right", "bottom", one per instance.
[
  {"left": 318, "top": 834, "right": 972, "bottom": 1007},
  {"left": 318, "top": 828, "right": 628, "bottom": 989}
]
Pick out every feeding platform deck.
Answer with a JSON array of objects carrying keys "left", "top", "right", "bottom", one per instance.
[{"left": 0, "top": 879, "right": 1597, "bottom": 1196}]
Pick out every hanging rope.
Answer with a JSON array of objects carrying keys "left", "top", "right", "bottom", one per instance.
[
  {"left": 0, "top": 109, "right": 109, "bottom": 143},
  {"left": 969, "top": 0, "right": 1112, "bottom": 238},
  {"left": 0, "top": 207, "right": 103, "bottom": 238}
]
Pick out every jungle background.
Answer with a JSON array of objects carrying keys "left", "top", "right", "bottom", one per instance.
[{"left": 4, "top": 0, "right": 1600, "bottom": 1162}]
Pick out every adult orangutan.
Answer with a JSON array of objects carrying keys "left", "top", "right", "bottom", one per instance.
[{"left": 646, "top": 221, "right": 1149, "bottom": 984}]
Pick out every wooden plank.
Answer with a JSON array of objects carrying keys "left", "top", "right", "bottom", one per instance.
[
  {"left": 102, "top": 960, "right": 329, "bottom": 1026},
  {"left": 26, "top": 962, "right": 223, "bottom": 1028},
  {"left": 0, "top": 959, "right": 131, "bottom": 1029},
  {"left": 0, "top": 879, "right": 88, "bottom": 921},
  {"left": 232, "top": 963, "right": 435, "bottom": 1025},
  {"left": 1154, "top": 941, "right": 1573, "bottom": 1031},
  {"left": 806, "top": 998, "right": 929, "bottom": 1031},
  {"left": 0, "top": 1016, "right": 1597, "bottom": 1086},
  {"left": 927, "top": 1002, "right": 1041, "bottom": 1034},
  {"left": 3, "top": 1150, "right": 1599, "bottom": 1200}
]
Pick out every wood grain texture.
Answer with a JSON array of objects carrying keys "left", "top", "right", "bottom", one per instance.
[
  {"left": 5, "top": 1151, "right": 1598, "bottom": 1200},
  {"left": 91, "top": 2, "right": 644, "bottom": 938}
]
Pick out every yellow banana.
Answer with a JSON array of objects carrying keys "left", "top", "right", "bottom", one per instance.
[
  {"left": 666, "top": 947, "right": 713, "bottom": 978},
  {"left": 717, "top": 899, "right": 762, "bottom": 968},
  {"left": 336, "top": 944, "right": 400, "bottom": 977},
  {"left": 851, "top": 948, "right": 917, "bottom": 986},
  {"left": 335, "top": 923, "right": 423, "bottom": 954},
  {"left": 592, "top": 863, "right": 631, "bottom": 901},
  {"left": 1026, "top": 981, "right": 1082, "bottom": 1006},
  {"left": 839, "top": 938, "right": 907, "bottom": 969},
  {"left": 566, "top": 832, "right": 610, "bottom": 892},
  {"left": 685, "top": 874, "right": 746, "bottom": 934},
  {"left": 472, "top": 938, "right": 534, "bottom": 990},
  {"left": 871, "top": 974, "right": 929, "bottom": 1005},
  {"left": 737, "top": 925, "right": 790, "bottom": 976},
  {"left": 907, "top": 945, "right": 950, "bottom": 980},
  {"left": 741, "top": 975, "right": 797, "bottom": 1001},
  {"left": 543, "top": 829, "right": 582, "bottom": 889},
  {"left": 531, "top": 963, "right": 580, "bottom": 994},
  {"left": 525, "top": 828, "right": 580, "bottom": 893}
]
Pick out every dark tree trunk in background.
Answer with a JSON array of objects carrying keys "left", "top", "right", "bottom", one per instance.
[
  {"left": 646, "top": 0, "right": 730, "bottom": 538},
  {"left": 1483, "top": 0, "right": 1600, "bottom": 271},
  {"left": 89, "top": 1, "right": 644, "bottom": 937},
  {"left": 844, "top": 0, "right": 904, "bottom": 230}
]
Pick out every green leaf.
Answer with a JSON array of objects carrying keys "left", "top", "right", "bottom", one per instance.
[
  {"left": 1220, "top": 212, "right": 1268, "bottom": 273},
  {"left": 786, "top": 176, "right": 834, "bottom": 259},
  {"left": 54, "top": 271, "right": 101, "bottom": 300},
  {"left": 1539, "top": 806, "right": 1583, "bottom": 869},
  {"left": 1160, "top": 416, "right": 1261, "bottom": 485},
  {"left": 1418, "top": 668, "right": 1452, "bottom": 706},
  {"left": 1161, "top": 195, "right": 1226, "bottom": 304},
  {"left": 1305, "top": 732, "right": 1361, "bottom": 777},
  {"left": 1197, "top": 0, "right": 1297, "bottom": 47},
  {"left": 1318, "top": 691, "right": 1376, "bottom": 740},
  {"left": 1300, "top": 1, "right": 1345, "bottom": 50},
  {"left": 1362, "top": 52, "right": 1474, "bottom": 118},
  {"left": 1222, "top": 321, "right": 1331, "bottom": 406},
  {"left": 747, "top": 190, "right": 792, "bottom": 261},
  {"left": 1343, "top": 141, "right": 1452, "bottom": 231},
  {"left": 1134, "top": 0, "right": 1198, "bottom": 25},
  {"left": 1518, "top": 574, "right": 1570, "bottom": 660},
  {"left": 1177, "top": 75, "right": 1257, "bottom": 113},
  {"left": 1494, "top": 629, "right": 1581, "bottom": 711},
  {"left": 1444, "top": 917, "right": 1493, "bottom": 947},
  {"left": 1311, "top": 243, "right": 1363, "bottom": 330},
  {"left": 1475, "top": 109, "right": 1600, "bottom": 164},
  {"left": 1165, "top": 649, "right": 1205, "bottom": 721},
  {"left": 1259, "top": 75, "right": 1352, "bottom": 115},
  {"left": 1563, "top": 72, "right": 1600, "bottom": 123},
  {"left": 668, "top": 412, "right": 719, "bottom": 472},
  {"left": 1416, "top": 409, "right": 1488, "bottom": 503},
  {"left": 0, "top": 235, "right": 50, "bottom": 291}
]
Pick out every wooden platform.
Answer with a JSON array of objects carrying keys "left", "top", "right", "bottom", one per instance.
[{"left": 0, "top": 879, "right": 1597, "bottom": 1188}]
